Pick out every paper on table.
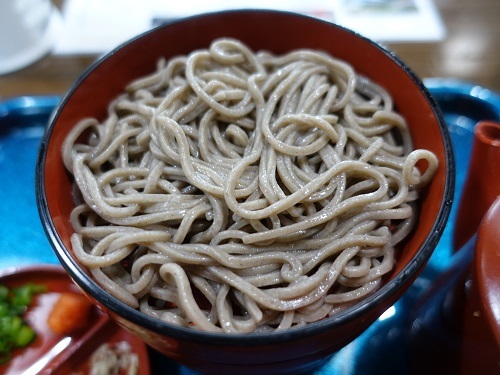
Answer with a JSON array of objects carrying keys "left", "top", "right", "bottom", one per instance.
[
  {"left": 53, "top": 0, "right": 446, "bottom": 55},
  {"left": 333, "top": 0, "right": 446, "bottom": 43}
]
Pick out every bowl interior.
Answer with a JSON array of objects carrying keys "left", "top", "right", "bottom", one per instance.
[{"left": 38, "top": 9, "right": 453, "bottom": 344}]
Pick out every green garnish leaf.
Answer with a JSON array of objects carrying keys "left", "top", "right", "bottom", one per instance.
[{"left": 0, "top": 282, "right": 47, "bottom": 363}]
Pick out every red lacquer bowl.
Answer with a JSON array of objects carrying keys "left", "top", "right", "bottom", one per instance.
[{"left": 36, "top": 10, "right": 454, "bottom": 375}]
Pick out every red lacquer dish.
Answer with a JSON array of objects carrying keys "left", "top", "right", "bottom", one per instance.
[{"left": 0, "top": 265, "right": 150, "bottom": 375}]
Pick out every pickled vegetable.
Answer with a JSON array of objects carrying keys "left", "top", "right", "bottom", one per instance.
[{"left": 47, "top": 292, "right": 93, "bottom": 335}]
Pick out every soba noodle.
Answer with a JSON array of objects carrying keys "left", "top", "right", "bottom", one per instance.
[{"left": 62, "top": 38, "right": 438, "bottom": 333}]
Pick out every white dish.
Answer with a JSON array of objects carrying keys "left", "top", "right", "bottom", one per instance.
[{"left": 0, "top": 2, "right": 62, "bottom": 75}]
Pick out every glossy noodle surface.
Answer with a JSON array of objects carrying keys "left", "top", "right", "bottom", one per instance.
[{"left": 62, "top": 38, "right": 438, "bottom": 333}]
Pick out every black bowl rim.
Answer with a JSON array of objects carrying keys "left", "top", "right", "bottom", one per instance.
[{"left": 36, "top": 8, "right": 455, "bottom": 348}]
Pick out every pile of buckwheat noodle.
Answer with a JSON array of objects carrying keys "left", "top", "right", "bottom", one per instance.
[{"left": 62, "top": 38, "right": 438, "bottom": 333}]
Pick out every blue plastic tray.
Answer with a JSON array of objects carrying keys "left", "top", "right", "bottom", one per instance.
[
  {"left": 0, "top": 95, "right": 60, "bottom": 270},
  {"left": 1, "top": 79, "right": 499, "bottom": 374}
]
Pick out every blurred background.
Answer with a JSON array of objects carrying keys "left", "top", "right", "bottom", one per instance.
[{"left": 0, "top": 0, "right": 499, "bottom": 98}]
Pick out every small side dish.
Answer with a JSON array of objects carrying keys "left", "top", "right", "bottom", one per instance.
[{"left": 0, "top": 265, "right": 150, "bottom": 375}]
